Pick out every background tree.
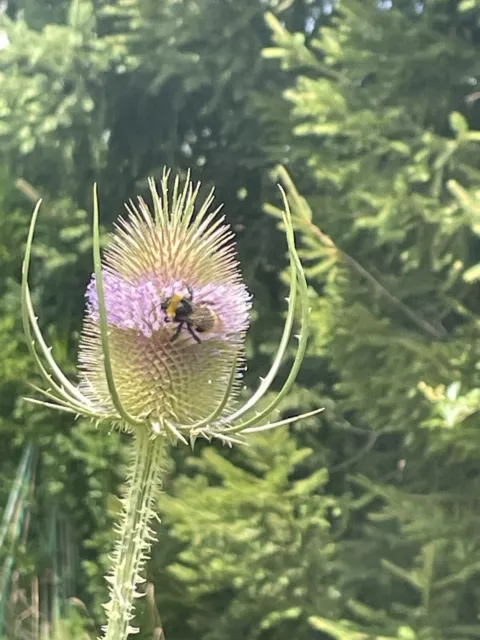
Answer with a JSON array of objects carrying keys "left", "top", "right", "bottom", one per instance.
[
  {"left": 2, "top": 0, "right": 480, "bottom": 639},
  {"left": 252, "top": 1, "right": 480, "bottom": 638}
]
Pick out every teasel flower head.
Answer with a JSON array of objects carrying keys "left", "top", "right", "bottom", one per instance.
[
  {"left": 22, "top": 170, "right": 323, "bottom": 446},
  {"left": 22, "top": 169, "right": 323, "bottom": 640}
]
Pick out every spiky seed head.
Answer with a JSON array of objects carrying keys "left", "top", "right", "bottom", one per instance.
[{"left": 78, "top": 172, "right": 251, "bottom": 427}]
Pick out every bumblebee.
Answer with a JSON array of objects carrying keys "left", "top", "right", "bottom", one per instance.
[{"left": 161, "top": 286, "right": 217, "bottom": 343}]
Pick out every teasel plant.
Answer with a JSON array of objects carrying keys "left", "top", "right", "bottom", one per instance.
[{"left": 21, "top": 170, "right": 323, "bottom": 640}]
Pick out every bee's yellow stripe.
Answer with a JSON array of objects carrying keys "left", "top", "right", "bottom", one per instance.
[{"left": 165, "top": 293, "right": 184, "bottom": 319}]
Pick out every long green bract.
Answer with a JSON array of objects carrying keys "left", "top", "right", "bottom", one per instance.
[
  {"left": 223, "top": 188, "right": 310, "bottom": 434},
  {"left": 92, "top": 184, "right": 145, "bottom": 428},
  {"left": 224, "top": 193, "right": 298, "bottom": 425},
  {"left": 21, "top": 200, "right": 91, "bottom": 408}
]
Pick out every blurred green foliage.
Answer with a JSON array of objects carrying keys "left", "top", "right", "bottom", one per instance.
[{"left": 2, "top": 0, "right": 480, "bottom": 638}]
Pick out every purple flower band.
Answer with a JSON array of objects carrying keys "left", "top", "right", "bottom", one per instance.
[{"left": 86, "top": 271, "right": 251, "bottom": 342}]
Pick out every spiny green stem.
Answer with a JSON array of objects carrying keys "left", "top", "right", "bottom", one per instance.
[{"left": 102, "top": 428, "right": 165, "bottom": 640}]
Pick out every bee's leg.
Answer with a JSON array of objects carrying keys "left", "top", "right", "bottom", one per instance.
[
  {"left": 170, "top": 322, "right": 183, "bottom": 342},
  {"left": 187, "top": 324, "right": 202, "bottom": 344},
  {"left": 186, "top": 284, "right": 194, "bottom": 301}
]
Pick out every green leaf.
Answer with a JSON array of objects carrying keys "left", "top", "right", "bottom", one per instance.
[
  {"left": 463, "top": 262, "right": 480, "bottom": 282},
  {"left": 449, "top": 111, "right": 469, "bottom": 136}
]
